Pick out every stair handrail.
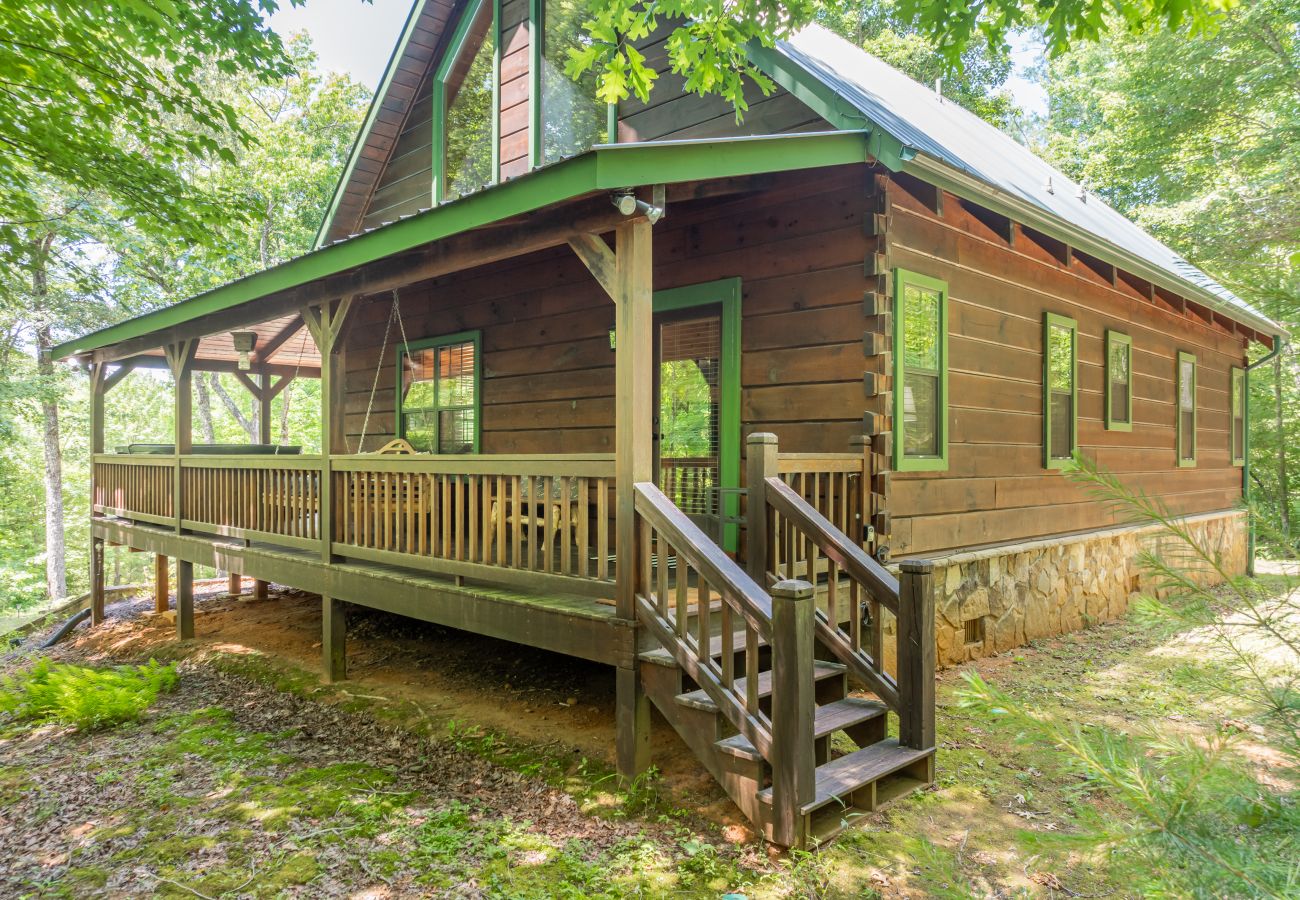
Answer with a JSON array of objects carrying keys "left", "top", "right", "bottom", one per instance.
[
  {"left": 763, "top": 474, "right": 902, "bottom": 707},
  {"left": 632, "top": 482, "right": 776, "bottom": 759}
]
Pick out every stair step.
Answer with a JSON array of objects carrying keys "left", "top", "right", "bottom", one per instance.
[
  {"left": 715, "top": 697, "right": 888, "bottom": 760},
  {"left": 638, "top": 627, "right": 771, "bottom": 669},
  {"left": 674, "top": 661, "right": 846, "bottom": 713},
  {"left": 758, "top": 739, "right": 933, "bottom": 816}
]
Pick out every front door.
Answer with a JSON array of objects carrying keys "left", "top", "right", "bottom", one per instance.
[{"left": 654, "top": 307, "right": 724, "bottom": 538}]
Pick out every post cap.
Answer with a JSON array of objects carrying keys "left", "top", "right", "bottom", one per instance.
[
  {"left": 770, "top": 578, "right": 815, "bottom": 600},
  {"left": 747, "top": 432, "right": 778, "bottom": 446},
  {"left": 900, "top": 559, "right": 934, "bottom": 575}
]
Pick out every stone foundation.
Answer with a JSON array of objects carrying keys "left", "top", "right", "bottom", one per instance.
[{"left": 892, "top": 510, "right": 1247, "bottom": 668}]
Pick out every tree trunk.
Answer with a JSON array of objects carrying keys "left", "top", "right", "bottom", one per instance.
[
  {"left": 210, "top": 373, "right": 257, "bottom": 440},
  {"left": 195, "top": 374, "right": 217, "bottom": 444},
  {"left": 35, "top": 321, "right": 67, "bottom": 602},
  {"left": 1275, "top": 354, "right": 1290, "bottom": 538},
  {"left": 278, "top": 385, "right": 292, "bottom": 445}
]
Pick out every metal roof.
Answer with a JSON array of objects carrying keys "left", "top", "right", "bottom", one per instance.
[{"left": 773, "top": 25, "right": 1282, "bottom": 338}]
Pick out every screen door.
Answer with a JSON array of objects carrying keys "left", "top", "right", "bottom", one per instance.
[{"left": 655, "top": 309, "right": 723, "bottom": 537}]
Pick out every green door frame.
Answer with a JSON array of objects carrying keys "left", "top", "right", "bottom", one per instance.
[{"left": 653, "top": 277, "right": 742, "bottom": 551}]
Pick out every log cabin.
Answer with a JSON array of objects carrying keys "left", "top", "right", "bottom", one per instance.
[{"left": 54, "top": 8, "right": 1285, "bottom": 847}]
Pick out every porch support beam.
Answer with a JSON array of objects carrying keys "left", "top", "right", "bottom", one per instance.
[
  {"left": 165, "top": 340, "right": 198, "bottom": 535},
  {"left": 176, "top": 559, "right": 194, "bottom": 640},
  {"left": 154, "top": 553, "right": 170, "bottom": 614},
  {"left": 613, "top": 217, "right": 653, "bottom": 778},
  {"left": 93, "top": 200, "right": 632, "bottom": 365},
  {"left": 567, "top": 233, "right": 617, "bottom": 302},
  {"left": 255, "top": 317, "right": 306, "bottom": 365},
  {"left": 110, "top": 355, "right": 319, "bottom": 380},
  {"left": 323, "top": 595, "right": 347, "bottom": 682},
  {"left": 302, "top": 296, "right": 356, "bottom": 561}
]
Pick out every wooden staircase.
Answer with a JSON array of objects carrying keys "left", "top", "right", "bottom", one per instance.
[{"left": 630, "top": 433, "right": 936, "bottom": 848}]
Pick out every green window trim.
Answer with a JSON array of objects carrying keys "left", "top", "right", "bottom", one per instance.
[
  {"left": 1104, "top": 330, "right": 1133, "bottom": 432},
  {"left": 396, "top": 330, "right": 483, "bottom": 454},
  {"left": 653, "top": 278, "right": 742, "bottom": 552},
  {"left": 892, "top": 268, "right": 950, "bottom": 472},
  {"left": 1043, "top": 312, "right": 1079, "bottom": 470},
  {"left": 432, "top": 0, "right": 500, "bottom": 205},
  {"left": 1231, "top": 365, "right": 1245, "bottom": 467},
  {"left": 1176, "top": 350, "right": 1198, "bottom": 468}
]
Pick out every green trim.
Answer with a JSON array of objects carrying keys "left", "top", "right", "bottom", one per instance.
[
  {"left": 1177, "top": 350, "right": 1198, "bottom": 468},
  {"left": 395, "top": 329, "right": 483, "bottom": 453},
  {"left": 1104, "top": 330, "right": 1133, "bottom": 432},
  {"left": 433, "top": 0, "right": 497, "bottom": 205},
  {"left": 892, "top": 268, "right": 949, "bottom": 472},
  {"left": 54, "top": 132, "right": 872, "bottom": 361},
  {"left": 653, "top": 278, "right": 742, "bottom": 552},
  {"left": 1043, "top": 312, "right": 1079, "bottom": 470},
  {"left": 313, "top": 0, "right": 428, "bottom": 250},
  {"left": 527, "top": 0, "right": 541, "bottom": 168},
  {"left": 593, "top": 131, "right": 867, "bottom": 188},
  {"left": 1231, "top": 365, "right": 1245, "bottom": 467}
]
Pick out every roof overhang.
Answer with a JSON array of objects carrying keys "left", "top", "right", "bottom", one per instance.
[{"left": 54, "top": 131, "right": 875, "bottom": 362}]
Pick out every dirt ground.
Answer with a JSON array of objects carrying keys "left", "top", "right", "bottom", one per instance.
[{"left": 2, "top": 573, "right": 1290, "bottom": 897}]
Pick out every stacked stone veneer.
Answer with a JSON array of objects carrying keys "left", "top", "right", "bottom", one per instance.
[{"left": 885, "top": 510, "right": 1247, "bottom": 668}]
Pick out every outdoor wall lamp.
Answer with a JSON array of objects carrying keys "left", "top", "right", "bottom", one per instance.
[
  {"left": 611, "top": 190, "right": 664, "bottom": 225},
  {"left": 231, "top": 331, "right": 257, "bottom": 371}
]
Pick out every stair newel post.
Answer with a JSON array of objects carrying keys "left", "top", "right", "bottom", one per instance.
[
  {"left": 769, "top": 577, "right": 816, "bottom": 848},
  {"left": 897, "top": 559, "right": 936, "bottom": 752},
  {"left": 745, "top": 433, "right": 778, "bottom": 585}
]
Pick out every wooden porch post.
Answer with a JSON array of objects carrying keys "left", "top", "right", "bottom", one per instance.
[
  {"left": 614, "top": 218, "right": 653, "bottom": 778},
  {"left": 770, "top": 577, "right": 816, "bottom": 849},
  {"left": 302, "top": 297, "right": 354, "bottom": 563},
  {"left": 176, "top": 559, "right": 194, "bottom": 640},
  {"left": 165, "top": 340, "right": 198, "bottom": 535},
  {"left": 257, "top": 371, "right": 273, "bottom": 445},
  {"left": 745, "top": 433, "right": 778, "bottom": 584},
  {"left": 898, "top": 559, "right": 936, "bottom": 754},
  {"left": 90, "top": 536, "right": 105, "bottom": 626},
  {"left": 322, "top": 595, "right": 347, "bottom": 682},
  {"left": 154, "top": 554, "right": 169, "bottom": 613}
]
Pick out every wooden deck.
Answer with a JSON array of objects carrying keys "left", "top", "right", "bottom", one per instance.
[{"left": 94, "top": 517, "right": 635, "bottom": 667}]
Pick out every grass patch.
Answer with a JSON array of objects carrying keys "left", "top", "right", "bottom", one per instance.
[{"left": 0, "top": 657, "right": 176, "bottom": 730}]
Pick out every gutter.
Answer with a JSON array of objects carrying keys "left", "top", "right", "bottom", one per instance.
[{"left": 1244, "top": 333, "right": 1287, "bottom": 575}]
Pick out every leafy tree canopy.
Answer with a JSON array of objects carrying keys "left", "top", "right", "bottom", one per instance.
[{"left": 0, "top": 0, "right": 299, "bottom": 259}]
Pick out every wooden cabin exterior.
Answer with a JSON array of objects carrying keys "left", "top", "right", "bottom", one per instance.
[{"left": 56, "top": 8, "right": 1282, "bottom": 847}]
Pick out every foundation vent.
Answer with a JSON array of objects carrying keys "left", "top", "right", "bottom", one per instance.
[{"left": 963, "top": 617, "right": 986, "bottom": 645}]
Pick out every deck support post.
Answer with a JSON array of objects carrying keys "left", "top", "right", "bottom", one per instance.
[
  {"left": 90, "top": 536, "right": 106, "bottom": 625},
  {"left": 770, "top": 578, "right": 816, "bottom": 849},
  {"left": 227, "top": 572, "right": 242, "bottom": 597},
  {"left": 153, "top": 554, "right": 169, "bottom": 613},
  {"left": 302, "top": 296, "right": 355, "bottom": 563},
  {"left": 322, "top": 595, "right": 347, "bottom": 682},
  {"left": 745, "top": 433, "right": 778, "bottom": 583},
  {"left": 898, "top": 559, "right": 936, "bottom": 754},
  {"left": 176, "top": 559, "right": 195, "bottom": 640},
  {"left": 612, "top": 218, "right": 653, "bottom": 776},
  {"left": 253, "top": 580, "right": 269, "bottom": 601}
]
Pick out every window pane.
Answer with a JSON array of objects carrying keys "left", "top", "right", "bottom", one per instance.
[
  {"left": 542, "top": 0, "right": 606, "bottom": 163},
  {"left": 1108, "top": 339, "right": 1130, "bottom": 424},
  {"left": 1110, "top": 381, "right": 1129, "bottom": 424},
  {"left": 903, "top": 372, "right": 939, "bottom": 457},
  {"left": 444, "top": 15, "right": 495, "bottom": 200},
  {"left": 903, "top": 284, "right": 940, "bottom": 371},
  {"left": 437, "top": 342, "right": 476, "bottom": 407},
  {"left": 404, "top": 412, "right": 436, "bottom": 452},
  {"left": 1179, "top": 359, "right": 1195, "bottom": 410},
  {"left": 439, "top": 409, "right": 475, "bottom": 454},
  {"left": 403, "top": 348, "right": 438, "bottom": 410},
  {"left": 1050, "top": 390, "right": 1073, "bottom": 459},
  {"left": 1048, "top": 324, "right": 1073, "bottom": 391},
  {"left": 1108, "top": 341, "right": 1130, "bottom": 386},
  {"left": 1180, "top": 409, "right": 1196, "bottom": 460},
  {"left": 1233, "top": 414, "right": 1244, "bottom": 461}
]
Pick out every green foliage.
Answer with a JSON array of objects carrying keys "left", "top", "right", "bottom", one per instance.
[
  {"left": 0, "top": 1, "right": 298, "bottom": 257},
  {"left": 0, "top": 658, "right": 178, "bottom": 731},
  {"left": 959, "top": 454, "right": 1300, "bottom": 897}
]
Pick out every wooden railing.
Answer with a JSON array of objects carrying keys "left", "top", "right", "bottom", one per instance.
[
  {"left": 180, "top": 456, "right": 323, "bottom": 550},
  {"left": 93, "top": 456, "right": 174, "bottom": 526},
  {"left": 775, "top": 450, "right": 868, "bottom": 558},
  {"left": 634, "top": 480, "right": 817, "bottom": 847},
  {"left": 331, "top": 455, "right": 615, "bottom": 596},
  {"left": 748, "top": 432, "right": 935, "bottom": 753}
]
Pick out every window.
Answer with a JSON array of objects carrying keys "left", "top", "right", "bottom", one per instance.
[
  {"left": 893, "top": 269, "right": 948, "bottom": 471},
  {"left": 1177, "top": 351, "right": 1197, "bottom": 467},
  {"left": 398, "top": 333, "right": 481, "bottom": 454},
  {"left": 1105, "top": 330, "right": 1132, "bottom": 431},
  {"left": 435, "top": 0, "right": 496, "bottom": 203},
  {"left": 1231, "top": 366, "right": 1245, "bottom": 466},
  {"left": 1043, "top": 313, "right": 1078, "bottom": 469},
  {"left": 539, "top": 0, "right": 607, "bottom": 164}
]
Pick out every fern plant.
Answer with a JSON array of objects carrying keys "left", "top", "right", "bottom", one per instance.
[{"left": 0, "top": 657, "right": 178, "bottom": 731}]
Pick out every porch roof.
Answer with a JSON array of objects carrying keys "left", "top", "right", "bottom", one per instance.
[{"left": 52, "top": 130, "right": 873, "bottom": 365}]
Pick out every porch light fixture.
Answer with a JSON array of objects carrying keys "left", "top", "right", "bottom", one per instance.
[
  {"left": 611, "top": 190, "right": 664, "bottom": 225},
  {"left": 231, "top": 331, "right": 257, "bottom": 371}
]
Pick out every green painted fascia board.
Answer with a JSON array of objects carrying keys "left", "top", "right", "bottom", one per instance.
[
  {"left": 1104, "top": 329, "right": 1133, "bottom": 432},
  {"left": 314, "top": 0, "right": 430, "bottom": 251},
  {"left": 55, "top": 132, "right": 871, "bottom": 361},
  {"left": 1043, "top": 312, "right": 1079, "bottom": 471},
  {"left": 892, "top": 268, "right": 949, "bottom": 473},
  {"left": 653, "top": 277, "right": 742, "bottom": 552},
  {"left": 54, "top": 155, "right": 600, "bottom": 360},
  {"left": 593, "top": 130, "right": 869, "bottom": 188}
]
